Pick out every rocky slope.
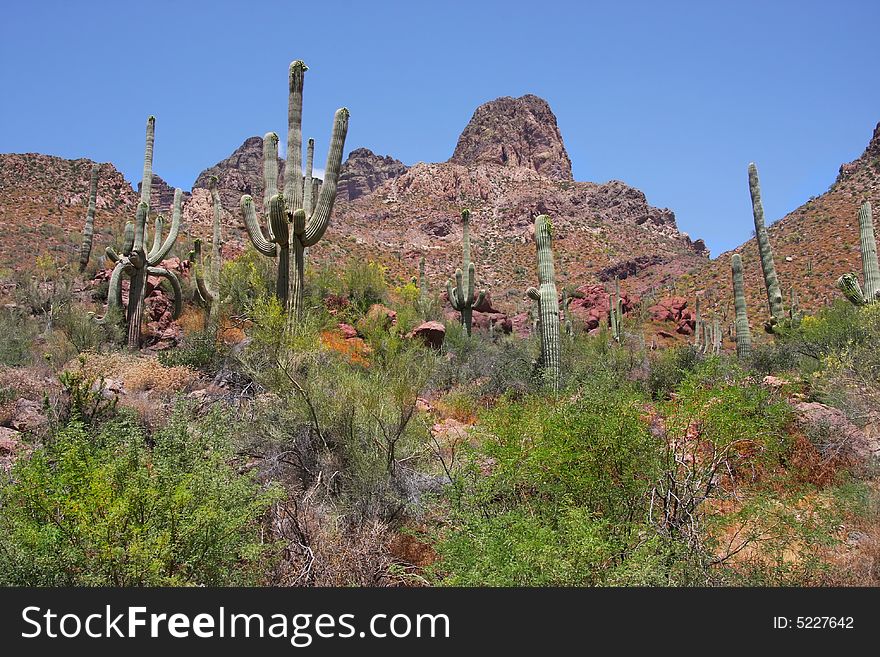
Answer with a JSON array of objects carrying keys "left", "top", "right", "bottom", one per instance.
[{"left": 678, "top": 122, "right": 880, "bottom": 328}]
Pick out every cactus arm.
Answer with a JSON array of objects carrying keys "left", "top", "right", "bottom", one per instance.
[
  {"left": 270, "top": 195, "right": 291, "bottom": 308},
  {"left": 838, "top": 273, "right": 867, "bottom": 306},
  {"left": 150, "top": 189, "right": 181, "bottom": 265},
  {"left": 461, "top": 210, "right": 472, "bottom": 292},
  {"left": 79, "top": 163, "right": 100, "bottom": 272},
  {"left": 240, "top": 195, "right": 278, "bottom": 257},
  {"left": 694, "top": 295, "right": 702, "bottom": 347},
  {"left": 304, "top": 137, "right": 315, "bottom": 216},
  {"left": 283, "top": 60, "right": 306, "bottom": 212},
  {"left": 748, "top": 162, "right": 784, "bottom": 323},
  {"left": 121, "top": 221, "right": 135, "bottom": 255},
  {"left": 105, "top": 246, "right": 119, "bottom": 263},
  {"left": 262, "top": 132, "right": 279, "bottom": 241},
  {"left": 132, "top": 202, "right": 148, "bottom": 254},
  {"left": 466, "top": 261, "right": 476, "bottom": 305},
  {"left": 447, "top": 279, "right": 461, "bottom": 309},
  {"left": 106, "top": 260, "right": 128, "bottom": 313},
  {"left": 858, "top": 201, "right": 880, "bottom": 302},
  {"left": 192, "top": 239, "right": 215, "bottom": 305},
  {"left": 140, "top": 116, "right": 155, "bottom": 207},
  {"left": 419, "top": 256, "right": 427, "bottom": 298},
  {"left": 147, "top": 214, "right": 164, "bottom": 260},
  {"left": 527, "top": 286, "right": 540, "bottom": 301},
  {"left": 126, "top": 257, "right": 147, "bottom": 349},
  {"left": 302, "top": 107, "right": 350, "bottom": 246},
  {"left": 147, "top": 266, "right": 183, "bottom": 320},
  {"left": 732, "top": 254, "right": 752, "bottom": 359}
]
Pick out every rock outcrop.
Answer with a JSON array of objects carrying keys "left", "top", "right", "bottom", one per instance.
[
  {"left": 338, "top": 148, "right": 407, "bottom": 201},
  {"left": 449, "top": 94, "right": 573, "bottom": 181}
]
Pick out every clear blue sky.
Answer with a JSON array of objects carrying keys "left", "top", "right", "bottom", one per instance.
[{"left": 2, "top": 0, "right": 878, "bottom": 255}]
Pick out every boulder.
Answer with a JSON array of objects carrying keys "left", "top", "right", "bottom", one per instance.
[{"left": 406, "top": 321, "right": 446, "bottom": 349}]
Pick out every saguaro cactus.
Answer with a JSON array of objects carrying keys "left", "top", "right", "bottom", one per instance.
[
  {"left": 78, "top": 163, "right": 100, "bottom": 272},
  {"left": 731, "top": 254, "right": 752, "bottom": 359},
  {"left": 562, "top": 288, "right": 573, "bottom": 338},
  {"left": 526, "top": 215, "right": 560, "bottom": 392},
  {"left": 104, "top": 117, "right": 183, "bottom": 349},
  {"left": 693, "top": 295, "right": 702, "bottom": 349},
  {"left": 837, "top": 201, "right": 879, "bottom": 306},
  {"left": 446, "top": 209, "right": 486, "bottom": 335},
  {"left": 712, "top": 316, "right": 721, "bottom": 355},
  {"left": 192, "top": 176, "right": 223, "bottom": 325},
  {"left": 748, "top": 163, "right": 784, "bottom": 328},
  {"left": 241, "top": 61, "right": 350, "bottom": 322}
]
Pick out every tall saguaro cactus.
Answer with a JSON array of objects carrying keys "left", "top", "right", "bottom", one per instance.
[
  {"left": 192, "top": 176, "right": 223, "bottom": 325},
  {"left": 693, "top": 295, "right": 702, "bottom": 349},
  {"left": 78, "top": 163, "right": 100, "bottom": 272},
  {"left": 446, "top": 209, "right": 486, "bottom": 335},
  {"left": 731, "top": 254, "right": 752, "bottom": 359},
  {"left": 748, "top": 162, "right": 784, "bottom": 328},
  {"left": 837, "top": 201, "right": 879, "bottom": 306},
  {"left": 527, "top": 215, "right": 560, "bottom": 392},
  {"left": 105, "top": 117, "right": 183, "bottom": 349},
  {"left": 241, "top": 61, "right": 350, "bottom": 322}
]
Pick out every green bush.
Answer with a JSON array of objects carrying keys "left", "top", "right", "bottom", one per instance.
[
  {"left": 0, "top": 404, "right": 281, "bottom": 586},
  {"left": 647, "top": 345, "right": 701, "bottom": 400},
  {"left": 0, "top": 307, "right": 38, "bottom": 366},
  {"left": 158, "top": 330, "right": 225, "bottom": 375},
  {"left": 432, "top": 382, "right": 687, "bottom": 585}
]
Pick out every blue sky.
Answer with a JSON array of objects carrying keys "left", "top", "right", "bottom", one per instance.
[{"left": 1, "top": 0, "right": 878, "bottom": 255}]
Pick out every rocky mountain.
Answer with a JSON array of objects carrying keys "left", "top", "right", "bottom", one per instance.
[
  {"left": 678, "top": 122, "right": 880, "bottom": 326},
  {"left": 450, "top": 94, "right": 573, "bottom": 181},
  {"left": 137, "top": 173, "right": 190, "bottom": 215}
]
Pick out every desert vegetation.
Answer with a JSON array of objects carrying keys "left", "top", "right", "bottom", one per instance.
[{"left": 0, "top": 60, "right": 878, "bottom": 588}]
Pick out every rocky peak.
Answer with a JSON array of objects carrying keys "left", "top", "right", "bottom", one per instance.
[
  {"left": 137, "top": 173, "right": 187, "bottom": 215},
  {"left": 449, "top": 94, "right": 573, "bottom": 181},
  {"left": 337, "top": 148, "right": 408, "bottom": 201},
  {"left": 837, "top": 121, "right": 880, "bottom": 181},
  {"left": 192, "top": 136, "right": 283, "bottom": 214}
]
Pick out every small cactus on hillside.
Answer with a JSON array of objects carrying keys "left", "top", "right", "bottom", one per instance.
[
  {"left": 78, "top": 163, "right": 100, "bottom": 272},
  {"left": 446, "top": 209, "right": 486, "bottom": 336},
  {"left": 731, "top": 253, "right": 752, "bottom": 359},
  {"left": 526, "top": 215, "right": 560, "bottom": 392}
]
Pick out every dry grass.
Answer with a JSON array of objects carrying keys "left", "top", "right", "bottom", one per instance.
[{"left": 70, "top": 352, "right": 199, "bottom": 394}]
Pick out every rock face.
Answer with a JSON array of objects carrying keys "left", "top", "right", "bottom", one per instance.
[
  {"left": 838, "top": 122, "right": 880, "bottom": 181},
  {"left": 449, "top": 94, "right": 573, "bottom": 181},
  {"left": 192, "top": 136, "right": 283, "bottom": 214},
  {"left": 338, "top": 148, "right": 408, "bottom": 201},
  {"left": 137, "top": 173, "right": 188, "bottom": 215}
]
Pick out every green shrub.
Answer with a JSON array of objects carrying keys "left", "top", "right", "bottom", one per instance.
[
  {"left": 432, "top": 383, "right": 683, "bottom": 585},
  {"left": 158, "top": 330, "right": 225, "bottom": 375},
  {"left": 0, "top": 307, "right": 38, "bottom": 366},
  {"left": 0, "top": 403, "right": 280, "bottom": 586},
  {"left": 647, "top": 345, "right": 701, "bottom": 400}
]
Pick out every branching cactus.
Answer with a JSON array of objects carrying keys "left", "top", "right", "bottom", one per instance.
[
  {"left": 732, "top": 254, "right": 752, "bottom": 359},
  {"left": 192, "top": 176, "right": 223, "bottom": 325},
  {"left": 526, "top": 215, "right": 560, "bottom": 392},
  {"left": 104, "top": 117, "right": 183, "bottom": 349},
  {"left": 446, "top": 209, "right": 486, "bottom": 335},
  {"left": 837, "top": 201, "right": 879, "bottom": 306},
  {"left": 78, "top": 163, "right": 100, "bottom": 272},
  {"left": 240, "top": 61, "right": 349, "bottom": 322},
  {"left": 748, "top": 162, "right": 785, "bottom": 328}
]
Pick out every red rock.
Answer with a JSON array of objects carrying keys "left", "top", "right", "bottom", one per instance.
[
  {"left": 657, "top": 330, "right": 676, "bottom": 339},
  {"left": 359, "top": 304, "right": 398, "bottom": 332},
  {"left": 338, "top": 323, "right": 358, "bottom": 339},
  {"left": 406, "top": 321, "right": 446, "bottom": 349}
]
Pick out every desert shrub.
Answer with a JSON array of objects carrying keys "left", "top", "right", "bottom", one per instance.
[
  {"left": 343, "top": 260, "right": 388, "bottom": 314},
  {"left": 56, "top": 303, "right": 125, "bottom": 353},
  {"left": 0, "top": 403, "right": 281, "bottom": 586},
  {"left": 158, "top": 330, "right": 225, "bottom": 375},
  {"left": 748, "top": 340, "right": 801, "bottom": 376},
  {"left": 221, "top": 247, "right": 276, "bottom": 315},
  {"left": 0, "top": 307, "right": 38, "bottom": 366},
  {"left": 646, "top": 344, "right": 701, "bottom": 400},
  {"left": 431, "top": 382, "right": 697, "bottom": 585},
  {"left": 432, "top": 322, "right": 537, "bottom": 397}
]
